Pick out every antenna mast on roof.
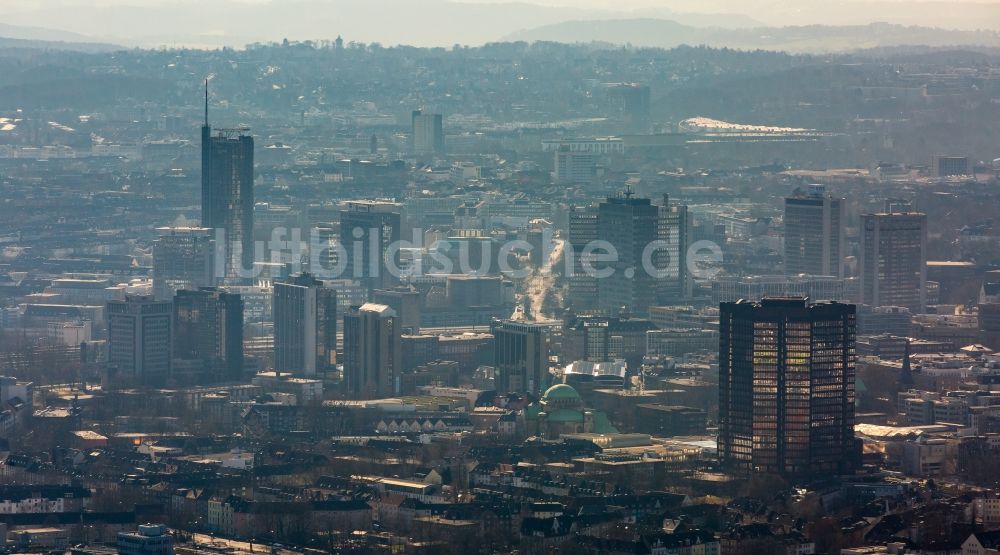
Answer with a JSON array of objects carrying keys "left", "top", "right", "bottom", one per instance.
[{"left": 204, "top": 79, "right": 209, "bottom": 127}]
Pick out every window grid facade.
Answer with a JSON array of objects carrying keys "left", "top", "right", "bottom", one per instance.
[{"left": 719, "top": 298, "right": 857, "bottom": 477}]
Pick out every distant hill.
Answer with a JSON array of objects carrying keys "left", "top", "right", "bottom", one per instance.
[
  {"left": 0, "top": 23, "right": 121, "bottom": 52},
  {"left": 0, "top": 36, "right": 122, "bottom": 53},
  {"left": 503, "top": 19, "right": 1000, "bottom": 53}
]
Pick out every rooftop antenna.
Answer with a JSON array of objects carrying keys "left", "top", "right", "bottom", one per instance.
[{"left": 204, "top": 79, "right": 209, "bottom": 127}]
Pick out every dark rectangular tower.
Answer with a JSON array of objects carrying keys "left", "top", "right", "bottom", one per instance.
[
  {"left": 718, "top": 297, "right": 857, "bottom": 477},
  {"left": 201, "top": 82, "right": 254, "bottom": 278},
  {"left": 339, "top": 201, "right": 401, "bottom": 295},
  {"left": 492, "top": 319, "right": 549, "bottom": 395},
  {"left": 173, "top": 287, "right": 244, "bottom": 383},
  {"left": 597, "top": 192, "right": 659, "bottom": 315}
]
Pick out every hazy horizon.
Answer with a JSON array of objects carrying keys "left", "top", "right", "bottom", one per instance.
[{"left": 2, "top": 0, "right": 1000, "bottom": 49}]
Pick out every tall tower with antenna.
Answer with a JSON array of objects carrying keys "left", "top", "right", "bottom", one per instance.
[{"left": 201, "top": 80, "right": 255, "bottom": 280}]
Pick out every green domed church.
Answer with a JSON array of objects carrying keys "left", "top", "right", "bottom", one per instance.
[{"left": 523, "top": 383, "right": 617, "bottom": 440}]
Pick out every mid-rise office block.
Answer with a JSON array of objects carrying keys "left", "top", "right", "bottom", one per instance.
[
  {"left": 411, "top": 110, "right": 444, "bottom": 154},
  {"left": 339, "top": 200, "right": 402, "bottom": 294},
  {"left": 567, "top": 205, "right": 599, "bottom": 311},
  {"left": 273, "top": 273, "right": 337, "bottom": 377},
  {"left": 784, "top": 185, "right": 845, "bottom": 278},
  {"left": 492, "top": 320, "right": 549, "bottom": 395},
  {"left": 657, "top": 194, "right": 690, "bottom": 302},
  {"left": 152, "top": 226, "right": 216, "bottom": 301},
  {"left": 173, "top": 288, "right": 244, "bottom": 383},
  {"left": 860, "top": 212, "right": 927, "bottom": 313},
  {"left": 554, "top": 149, "right": 596, "bottom": 184},
  {"left": 598, "top": 192, "right": 659, "bottom": 315},
  {"left": 107, "top": 296, "right": 173, "bottom": 386}
]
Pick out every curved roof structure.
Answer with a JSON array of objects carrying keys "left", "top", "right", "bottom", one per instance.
[{"left": 542, "top": 383, "right": 580, "bottom": 401}]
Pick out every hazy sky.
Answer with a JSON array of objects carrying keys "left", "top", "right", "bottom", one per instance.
[{"left": 2, "top": 0, "right": 999, "bottom": 48}]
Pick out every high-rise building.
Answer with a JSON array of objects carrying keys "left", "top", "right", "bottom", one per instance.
[
  {"left": 567, "top": 205, "right": 599, "bottom": 311},
  {"left": 979, "top": 271, "right": 1000, "bottom": 350},
  {"left": 598, "top": 191, "right": 659, "bottom": 315},
  {"left": 343, "top": 303, "right": 402, "bottom": 399},
  {"left": 718, "top": 298, "right": 857, "bottom": 476},
  {"left": 492, "top": 320, "right": 549, "bottom": 395},
  {"left": 173, "top": 288, "right": 244, "bottom": 383},
  {"left": 107, "top": 296, "right": 173, "bottom": 386},
  {"left": 372, "top": 286, "right": 421, "bottom": 333},
  {"left": 657, "top": 194, "right": 690, "bottom": 302},
  {"left": 860, "top": 212, "right": 927, "bottom": 313},
  {"left": 339, "top": 201, "right": 402, "bottom": 294},
  {"left": 201, "top": 82, "right": 254, "bottom": 278},
  {"left": 411, "top": 109, "right": 444, "bottom": 154},
  {"left": 784, "top": 185, "right": 845, "bottom": 278},
  {"left": 273, "top": 273, "right": 337, "bottom": 377},
  {"left": 152, "top": 227, "right": 216, "bottom": 301},
  {"left": 554, "top": 149, "right": 596, "bottom": 184},
  {"left": 606, "top": 83, "right": 651, "bottom": 132}
]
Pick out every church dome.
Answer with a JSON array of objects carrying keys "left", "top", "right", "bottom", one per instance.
[{"left": 542, "top": 383, "right": 580, "bottom": 402}]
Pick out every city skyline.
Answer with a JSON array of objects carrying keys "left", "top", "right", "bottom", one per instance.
[{"left": 0, "top": 11, "right": 996, "bottom": 554}]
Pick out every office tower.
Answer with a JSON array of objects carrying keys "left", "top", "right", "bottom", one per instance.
[
  {"left": 343, "top": 303, "right": 402, "bottom": 399},
  {"left": 411, "top": 109, "right": 444, "bottom": 154},
  {"left": 598, "top": 191, "right": 659, "bottom": 315},
  {"left": 372, "top": 286, "right": 421, "bottom": 333},
  {"left": 784, "top": 185, "right": 845, "bottom": 278},
  {"left": 718, "top": 298, "right": 857, "bottom": 476},
  {"left": 173, "top": 288, "right": 244, "bottom": 383},
  {"left": 979, "top": 271, "right": 1000, "bottom": 350},
  {"left": 201, "top": 82, "right": 254, "bottom": 278},
  {"left": 273, "top": 273, "right": 337, "bottom": 377},
  {"left": 554, "top": 148, "right": 596, "bottom": 184},
  {"left": 657, "top": 194, "right": 690, "bottom": 302},
  {"left": 152, "top": 227, "right": 216, "bottom": 301},
  {"left": 567, "top": 205, "right": 599, "bottom": 311},
  {"left": 492, "top": 320, "right": 549, "bottom": 395},
  {"left": 339, "top": 201, "right": 401, "bottom": 294},
  {"left": 606, "top": 83, "right": 651, "bottom": 132},
  {"left": 107, "top": 296, "right": 173, "bottom": 386},
  {"left": 860, "top": 212, "right": 927, "bottom": 313}
]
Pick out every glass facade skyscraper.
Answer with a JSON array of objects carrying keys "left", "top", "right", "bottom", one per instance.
[
  {"left": 718, "top": 297, "right": 857, "bottom": 477},
  {"left": 201, "top": 83, "right": 254, "bottom": 278}
]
